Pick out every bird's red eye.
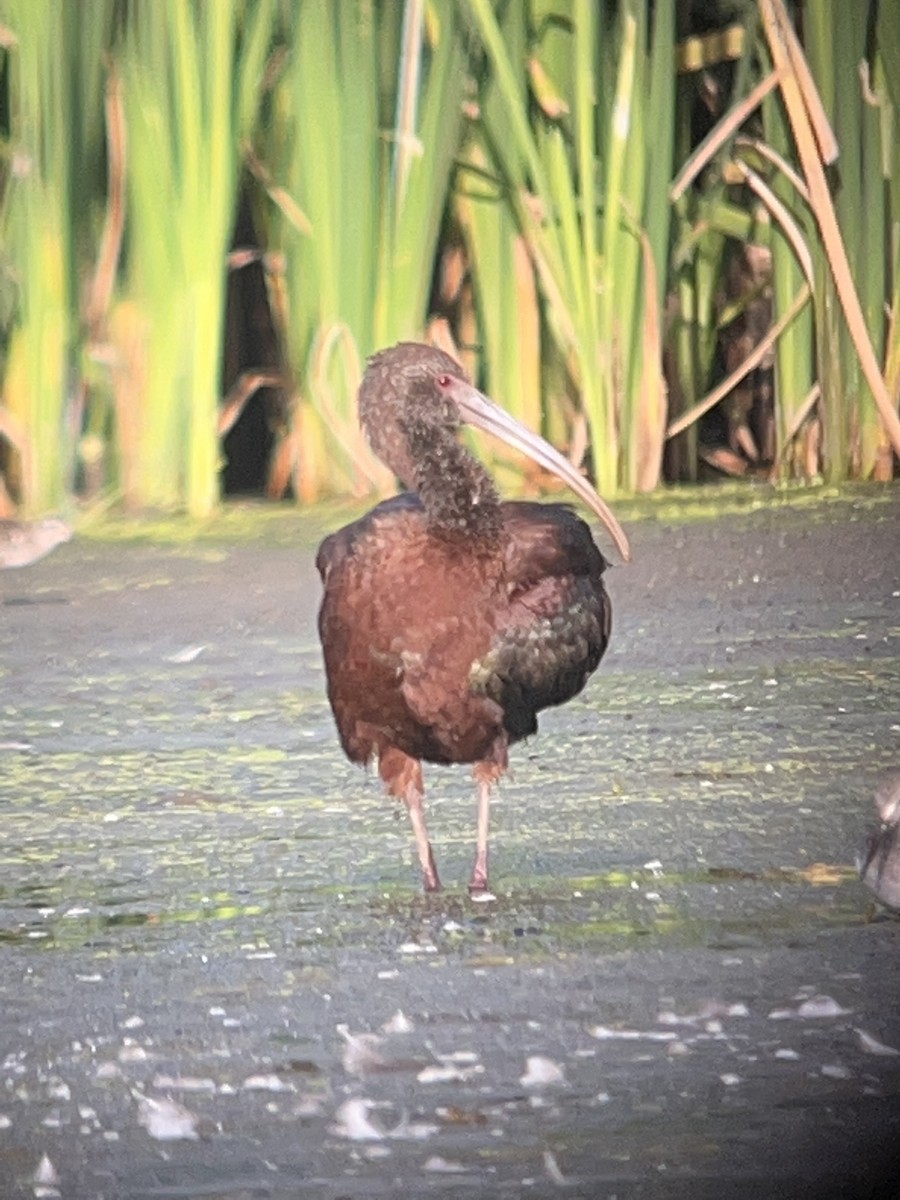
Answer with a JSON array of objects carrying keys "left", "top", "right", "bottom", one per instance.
[{"left": 436, "top": 374, "right": 452, "bottom": 389}]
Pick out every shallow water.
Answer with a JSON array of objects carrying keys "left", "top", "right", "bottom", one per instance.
[{"left": 1, "top": 492, "right": 899, "bottom": 1197}]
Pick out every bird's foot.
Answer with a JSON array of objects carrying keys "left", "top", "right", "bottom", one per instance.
[
  {"left": 467, "top": 858, "right": 495, "bottom": 901},
  {"left": 467, "top": 848, "right": 490, "bottom": 895},
  {"left": 422, "top": 865, "right": 442, "bottom": 893},
  {"left": 468, "top": 884, "right": 496, "bottom": 903}
]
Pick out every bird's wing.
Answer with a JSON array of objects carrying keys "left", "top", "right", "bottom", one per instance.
[
  {"left": 499, "top": 501, "right": 608, "bottom": 603},
  {"left": 469, "top": 503, "right": 612, "bottom": 738}
]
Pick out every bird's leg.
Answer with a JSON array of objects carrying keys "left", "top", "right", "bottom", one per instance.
[
  {"left": 469, "top": 774, "right": 491, "bottom": 894},
  {"left": 469, "top": 760, "right": 504, "bottom": 895},
  {"left": 379, "top": 746, "right": 441, "bottom": 892}
]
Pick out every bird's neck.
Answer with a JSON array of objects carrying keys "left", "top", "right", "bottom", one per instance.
[{"left": 404, "top": 422, "right": 502, "bottom": 546}]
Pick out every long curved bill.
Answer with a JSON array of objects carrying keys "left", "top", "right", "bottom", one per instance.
[{"left": 447, "top": 379, "right": 631, "bottom": 563}]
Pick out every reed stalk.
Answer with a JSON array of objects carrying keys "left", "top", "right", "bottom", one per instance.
[
  {"left": 801, "top": 1, "right": 864, "bottom": 481},
  {"left": 873, "top": 1, "right": 900, "bottom": 479},
  {"left": 0, "top": 0, "right": 113, "bottom": 513},
  {"left": 117, "top": 0, "right": 274, "bottom": 515},
  {"left": 460, "top": 0, "right": 676, "bottom": 497},
  {"left": 3, "top": 0, "right": 897, "bottom": 512},
  {"left": 254, "top": 0, "right": 467, "bottom": 502},
  {"left": 666, "top": 10, "right": 764, "bottom": 480},
  {"left": 453, "top": 1, "right": 541, "bottom": 488},
  {"left": 759, "top": 72, "right": 816, "bottom": 478},
  {"left": 761, "top": 0, "right": 900, "bottom": 477}
]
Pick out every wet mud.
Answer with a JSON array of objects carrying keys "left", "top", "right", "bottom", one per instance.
[{"left": 1, "top": 488, "right": 899, "bottom": 1198}]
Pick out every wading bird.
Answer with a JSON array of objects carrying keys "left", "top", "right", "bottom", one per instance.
[
  {"left": 0, "top": 518, "right": 71, "bottom": 569},
  {"left": 860, "top": 770, "right": 900, "bottom": 910},
  {"left": 316, "top": 343, "right": 629, "bottom": 895}
]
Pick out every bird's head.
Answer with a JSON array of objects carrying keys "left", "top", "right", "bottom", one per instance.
[
  {"left": 359, "top": 341, "right": 631, "bottom": 562},
  {"left": 360, "top": 343, "right": 468, "bottom": 471}
]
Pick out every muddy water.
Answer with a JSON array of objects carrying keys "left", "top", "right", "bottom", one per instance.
[{"left": 1, "top": 491, "right": 899, "bottom": 1198}]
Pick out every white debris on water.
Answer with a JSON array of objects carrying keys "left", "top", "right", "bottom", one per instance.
[
  {"left": 136, "top": 1094, "right": 201, "bottom": 1141},
  {"left": 330, "top": 1098, "right": 385, "bottom": 1141},
  {"left": 292, "top": 1093, "right": 327, "bottom": 1118},
  {"left": 95, "top": 1061, "right": 122, "bottom": 1080},
  {"left": 657, "top": 1000, "right": 749, "bottom": 1025},
  {"left": 242, "top": 1073, "right": 294, "bottom": 1092},
  {"left": 588, "top": 1024, "right": 678, "bottom": 1042},
  {"left": 33, "top": 1152, "right": 61, "bottom": 1198},
  {"left": 520, "top": 1056, "right": 566, "bottom": 1088},
  {"left": 331, "top": 1098, "right": 439, "bottom": 1143},
  {"left": 152, "top": 1074, "right": 217, "bottom": 1092},
  {"left": 417, "top": 1063, "right": 484, "bottom": 1084},
  {"left": 423, "top": 1155, "right": 469, "bottom": 1173},
  {"left": 33, "top": 1154, "right": 60, "bottom": 1184},
  {"left": 820, "top": 1063, "right": 852, "bottom": 1080},
  {"left": 338, "top": 1025, "right": 388, "bottom": 1076},
  {"left": 362, "top": 1143, "right": 392, "bottom": 1160},
  {"left": 797, "top": 996, "right": 851, "bottom": 1018},
  {"left": 389, "top": 1110, "right": 439, "bottom": 1140},
  {"left": 435, "top": 1050, "right": 480, "bottom": 1065},
  {"left": 768, "top": 995, "right": 851, "bottom": 1020},
  {"left": 543, "top": 1149, "right": 569, "bottom": 1185},
  {"left": 856, "top": 1028, "right": 900, "bottom": 1056},
  {"left": 117, "top": 1042, "right": 150, "bottom": 1063},
  {"left": 667, "top": 1040, "right": 691, "bottom": 1057},
  {"left": 78, "top": 1103, "right": 98, "bottom": 1124},
  {"left": 165, "top": 644, "right": 207, "bottom": 664},
  {"left": 725, "top": 1002, "right": 750, "bottom": 1018},
  {"left": 381, "top": 1009, "right": 414, "bottom": 1034}
]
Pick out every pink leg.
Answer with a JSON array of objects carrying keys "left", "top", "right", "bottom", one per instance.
[
  {"left": 379, "top": 746, "right": 441, "bottom": 892},
  {"left": 469, "top": 760, "right": 504, "bottom": 895}
]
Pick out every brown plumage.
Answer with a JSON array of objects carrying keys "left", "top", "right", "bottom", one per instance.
[{"left": 316, "top": 342, "right": 629, "bottom": 894}]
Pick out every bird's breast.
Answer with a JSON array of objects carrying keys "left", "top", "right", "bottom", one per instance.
[{"left": 318, "top": 514, "right": 508, "bottom": 764}]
